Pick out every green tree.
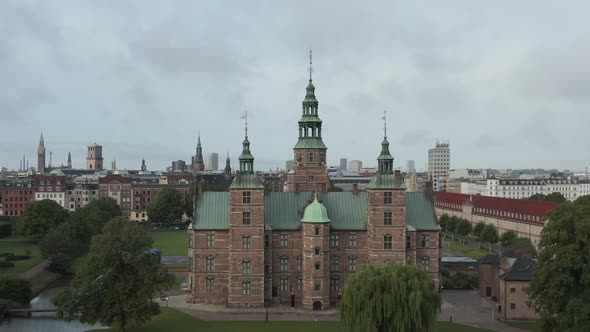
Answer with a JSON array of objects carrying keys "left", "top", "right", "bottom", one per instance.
[
  {"left": 147, "top": 188, "right": 183, "bottom": 224},
  {"left": 472, "top": 222, "right": 486, "bottom": 237},
  {"left": 55, "top": 217, "right": 173, "bottom": 331},
  {"left": 183, "top": 186, "right": 195, "bottom": 220},
  {"left": 500, "top": 230, "right": 517, "bottom": 247},
  {"left": 339, "top": 262, "right": 440, "bottom": 332},
  {"left": 527, "top": 195, "right": 590, "bottom": 331},
  {"left": 511, "top": 237, "right": 537, "bottom": 257},
  {"left": 455, "top": 218, "right": 473, "bottom": 236},
  {"left": 0, "top": 277, "right": 32, "bottom": 305},
  {"left": 479, "top": 224, "right": 499, "bottom": 243},
  {"left": 81, "top": 198, "right": 122, "bottom": 234},
  {"left": 40, "top": 220, "right": 92, "bottom": 273},
  {"left": 438, "top": 214, "right": 450, "bottom": 230},
  {"left": 545, "top": 192, "right": 567, "bottom": 203},
  {"left": 446, "top": 216, "right": 459, "bottom": 233},
  {"left": 16, "top": 200, "right": 69, "bottom": 240}
]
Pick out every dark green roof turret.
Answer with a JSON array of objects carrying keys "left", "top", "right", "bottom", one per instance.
[{"left": 302, "top": 193, "right": 330, "bottom": 223}]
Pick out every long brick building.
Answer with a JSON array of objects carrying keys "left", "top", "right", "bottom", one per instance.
[{"left": 187, "top": 70, "right": 441, "bottom": 310}]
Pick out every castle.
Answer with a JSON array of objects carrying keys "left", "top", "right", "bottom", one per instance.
[{"left": 187, "top": 62, "right": 441, "bottom": 310}]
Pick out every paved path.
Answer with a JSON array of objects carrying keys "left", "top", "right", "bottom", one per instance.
[
  {"left": 161, "top": 256, "right": 188, "bottom": 265},
  {"left": 20, "top": 259, "right": 48, "bottom": 279},
  {"left": 439, "top": 290, "right": 526, "bottom": 332}
]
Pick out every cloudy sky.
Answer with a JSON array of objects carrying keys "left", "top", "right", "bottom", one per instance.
[{"left": 1, "top": 1, "right": 589, "bottom": 172}]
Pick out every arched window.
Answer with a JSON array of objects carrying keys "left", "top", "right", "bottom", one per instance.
[
  {"left": 206, "top": 256, "right": 215, "bottom": 272},
  {"left": 242, "top": 260, "right": 251, "bottom": 275},
  {"left": 384, "top": 235, "right": 393, "bottom": 249},
  {"left": 241, "top": 281, "right": 251, "bottom": 295},
  {"left": 242, "top": 235, "right": 251, "bottom": 249}
]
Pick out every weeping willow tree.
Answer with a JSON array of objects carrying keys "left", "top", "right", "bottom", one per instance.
[{"left": 339, "top": 262, "right": 440, "bottom": 332}]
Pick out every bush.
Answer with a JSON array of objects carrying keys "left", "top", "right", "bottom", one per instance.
[
  {"left": 0, "top": 222, "right": 11, "bottom": 238},
  {"left": 473, "top": 222, "right": 486, "bottom": 237},
  {"left": 480, "top": 224, "right": 499, "bottom": 243},
  {"left": 0, "top": 278, "right": 32, "bottom": 305},
  {"left": 438, "top": 214, "right": 450, "bottom": 230},
  {"left": 442, "top": 272, "right": 479, "bottom": 289},
  {"left": 5, "top": 255, "right": 30, "bottom": 261},
  {"left": 0, "top": 261, "right": 15, "bottom": 268},
  {"left": 512, "top": 237, "right": 538, "bottom": 257},
  {"left": 0, "top": 253, "right": 14, "bottom": 258}
]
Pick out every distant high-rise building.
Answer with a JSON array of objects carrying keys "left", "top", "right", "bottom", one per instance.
[
  {"left": 339, "top": 158, "right": 347, "bottom": 171},
  {"left": 428, "top": 140, "right": 450, "bottom": 191},
  {"left": 37, "top": 133, "right": 45, "bottom": 173},
  {"left": 348, "top": 160, "right": 363, "bottom": 174},
  {"left": 406, "top": 160, "right": 415, "bottom": 174},
  {"left": 205, "top": 153, "right": 219, "bottom": 171},
  {"left": 87, "top": 143, "right": 104, "bottom": 171},
  {"left": 172, "top": 160, "right": 187, "bottom": 172},
  {"left": 285, "top": 160, "right": 294, "bottom": 171}
]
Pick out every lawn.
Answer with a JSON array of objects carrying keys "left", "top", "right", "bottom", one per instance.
[
  {"left": 165, "top": 274, "right": 185, "bottom": 291},
  {"left": 150, "top": 231, "right": 188, "bottom": 256},
  {"left": 30, "top": 269, "right": 62, "bottom": 295},
  {"left": 88, "top": 308, "right": 494, "bottom": 332},
  {"left": 442, "top": 236, "right": 490, "bottom": 259},
  {"left": 0, "top": 237, "right": 43, "bottom": 275},
  {"left": 506, "top": 320, "right": 542, "bottom": 331}
]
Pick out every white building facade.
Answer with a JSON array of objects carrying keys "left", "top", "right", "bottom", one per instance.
[
  {"left": 428, "top": 141, "right": 450, "bottom": 191},
  {"left": 461, "top": 178, "right": 590, "bottom": 201}
]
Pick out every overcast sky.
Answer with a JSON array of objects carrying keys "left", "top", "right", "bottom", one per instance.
[{"left": 1, "top": 1, "right": 589, "bottom": 172}]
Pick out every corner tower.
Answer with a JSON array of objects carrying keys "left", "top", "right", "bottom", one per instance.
[
  {"left": 366, "top": 111, "right": 407, "bottom": 265},
  {"left": 227, "top": 112, "right": 265, "bottom": 308},
  {"left": 286, "top": 51, "right": 330, "bottom": 192}
]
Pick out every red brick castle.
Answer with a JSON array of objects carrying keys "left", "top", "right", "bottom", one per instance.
[{"left": 187, "top": 60, "right": 441, "bottom": 310}]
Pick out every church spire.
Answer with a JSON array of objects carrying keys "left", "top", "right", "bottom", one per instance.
[
  {"left": 39, "top": 132, "right": 45, "bottom": 149},
  {"left": 224, "top": 150, "right": 231, "bottom": 176},
  {"left": 193, "top": 131, "right": 204, "bottom": 171},
  {"left": 67, "top": 152, "right": 72, "bottom": 169},
  {"left": 377, "top": 110, "right": 394, "bottom": 174},
  {"left": 239, "top": 110, "right": 254, "bottom": 174}
]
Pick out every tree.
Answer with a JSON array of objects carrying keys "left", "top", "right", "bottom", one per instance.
[
  {"left": 55, "top": 217, "right": 173, "bottom": 331},
  {"left": 339, "top": 262, "right": 440, "bottom": 332},
  {"left": 479, "top": 224, "right": 499, "bottom": 243},
  {"left": 81, "top": 198, "right": 122, "bottom": 234},
  {"left": 529, "top": 193, "right": 547, "bottom": 201},
  {"left": 0, "top": 277, "right": 32, "bottom": 305},
  {"left": 545, "top": 192, "right": 567, "bottom": 203},
  {"left": 472, "top": 222, "right": 486, "bottom": 237},
  {"left": 147, "top": 188, "right": 183, "bottom": 224},
  {"left": 438, "top": 214, "right": 450, "bottom": 230},
  {"left": 527, "top": 195, "right": 590, "bottom": 331},
  {"left": 455, "top": 218, "right": 473, "bottom": 236},
  {"left": 446, "top": 216, "right": 459, "bottom": 233},
  {"left": 183, "top": 186, "right": 195, "bottom": 221},
  {"left": 511, "top": 237, "right": 537, "bottom": 257},
  {"left": 500, "top": 230, "right": 517, "bottom": 247},
  {"left": 40, "top": 220, "right": 92, "bottom": 273},
  {"left": 16, "top": 200, "right": 69, "bottom": 240}
]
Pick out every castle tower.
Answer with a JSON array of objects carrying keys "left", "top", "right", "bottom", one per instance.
[
  {"left": 141, "top": 158, "right": 147, "bottom": 171},
  {"left": 366, "top": 111, "right": 407, "bottom": 265},
  {"left": 286, "top": 51, "right": 330, "bottom": 192},
  {"left": 301, "top": 192, "right": 331, "bottom": 310},
  {"left": 193, "top": 134, "right": 204, "bottom": 172},
  {"left": 37, "top": 133, "right": 46, "bottom": 173},
  {"left": 67, "top": 152, "right": 72, "bottom": 169},
  {"left": 227, "top": 113, "right": 265, "bottom": 308},
  {"left": 87, "top": 143, "right": 104, "bottom": 171}
]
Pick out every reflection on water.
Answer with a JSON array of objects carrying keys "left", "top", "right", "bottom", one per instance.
[{"left": 0, "top": 287, "right": 106, "bottom": 332}]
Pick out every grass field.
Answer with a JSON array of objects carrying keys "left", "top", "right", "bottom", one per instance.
[
  {"left": 442, "top": 236, "right": 490, "bottom": 259},
  {"left": 30, "top": 270, "right": 62, "bottom": 295},
  {"left": 506, "top": 320, "right": 542, "bottom": 331},
  {"left": 165, "top": 274, "right": 185, "bottom": 291},
  {"left": 151, "top": 231, "right": 188, "bottom": 256},
  {"left": 88, "top": 308, "right": 494, "bottom": 332},
  {"left": 0, "top": 237, "right": 42, "bottom": 275}
]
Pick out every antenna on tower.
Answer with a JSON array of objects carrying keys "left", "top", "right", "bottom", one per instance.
[
  {"left": 309, "top": 49, "right": 313, "bottom": 81},
  {"left": 241, "top": 109, "right": 248, "bottom": 138},
  {"left": 384, "top": 110, "right": 387, "bottom": 138}
]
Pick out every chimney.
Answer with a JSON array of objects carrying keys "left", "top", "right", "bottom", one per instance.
[
  {"left": 394, "top": 170, "right": 401, "bottom": 186},
  {"left": 352, "top": 183, "right": 358, "bottom": 194}
]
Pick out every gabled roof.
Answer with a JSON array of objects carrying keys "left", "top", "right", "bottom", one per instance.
[
  {"left": 500, "top": 256, "right": 535, "bottom": 281},
  {"left": 478, "top": 253, "right": 500, "bottom": 265},
  {"left": 193, "top": 192, "right": 230, "bottom": 230},
  {"left": 405, "top": 192, "right": 438, "bottom": 231},
  {"left": 434, "top": 192, "right": 559, "bottom": 217}
]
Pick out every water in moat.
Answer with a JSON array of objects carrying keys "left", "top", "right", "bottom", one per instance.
[{"left": 0, "top": 287, "right": 106, "bottom": 332}]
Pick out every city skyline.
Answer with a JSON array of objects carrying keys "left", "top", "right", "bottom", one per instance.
[{"left": 1, "top": 1, "right": 589, "bottom": 171}]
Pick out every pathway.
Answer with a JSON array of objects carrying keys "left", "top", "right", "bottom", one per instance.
[{"left": 20, "top": 259, "right": 48, "bottom": 279}]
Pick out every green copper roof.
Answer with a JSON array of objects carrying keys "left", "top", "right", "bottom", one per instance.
[
  {"left": 366, "top": 174, "right": 405, "bottom": 189},
  {"left": 193, "top": 192, "right": 230, "bottom": 230},
  {"left": 191, "top": 191, "right": 436, "bottom": 231},
  {"left": 298, "top": 116, "right": 323, "bottom": 123},
  {"left": 294, "top": 138, "right": 327, "bottom": 150},
  {"left": 302, "top": 195, "right": 331, "bottom": 223},
  {"left": 405, "top": 192, "right": 439, "bottom": 231},
  {"left": 229, "top": 173, "right": 264, "bottom": 189}
]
